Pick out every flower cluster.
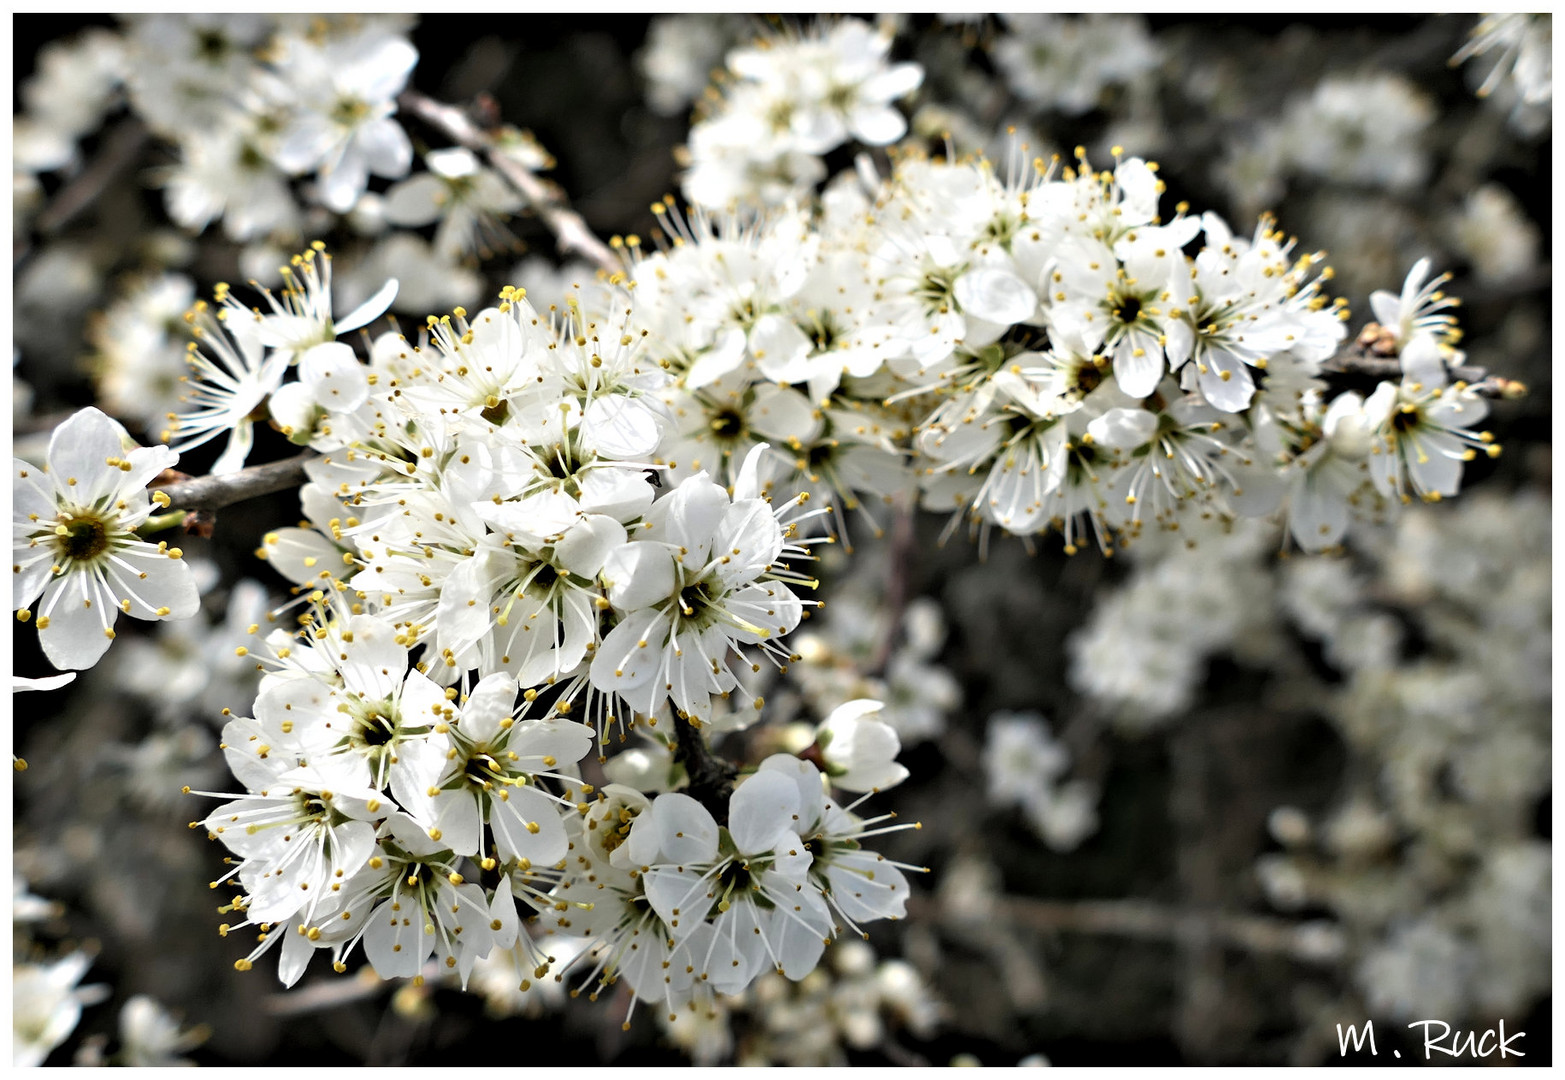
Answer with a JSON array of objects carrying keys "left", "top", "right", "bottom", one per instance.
[
  {"left": 1257, "top": 490, "right": 1550, "bottom": 1025},
  {"left": 683, "top": 18, "right": 923, "bottom": 210},
  {"left": 659, "top": 938, "right": 940, "bottom": 1065},
  {"left": 13, "top": 17, "right": 1538, "bottom": 1061},
  {"left": 549, "top": 755, "right": 916, "bottom": 1022},
  {"left": 178, "top": 261, "right": 924, "bottom": 1004},
  {"left": 992, "top": 14, "right": 1161, "bottom": 115},
  {"left": 119, "top": 15, "right": 419, "bottom": 231},
  {"left": 630, "top": 136, "right": 1495, "bottom": 555}
]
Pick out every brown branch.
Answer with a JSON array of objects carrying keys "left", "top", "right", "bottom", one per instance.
[
  {"left": 1321, "top": 340, "right": 1527, "bottom": 400},
  {"left": 152, "top": 452, "right": 319, "bottom": 512},
  {"left": 671, "top": 712, "right": 738, "bottom": 823},
  {"left": 396, "top": 90, "right": 621, "bottom": 276},
  {"left": 35, "top": 118, "right": 149, "bottom": 235}
]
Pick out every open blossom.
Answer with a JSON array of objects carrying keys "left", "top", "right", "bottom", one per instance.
[
  {"left": 13, "top": 408, "right": 200, "bottom": 670},
  {"left": 815, "top": 698, "right": 908, "bottom": 792},
  {"left": 399, "top": 672, "right": 593, "bottom": 865},
  {"left": 167, "top": 246, "right": 397, "bottom": 472},
  {"left": 13, "top": 952, "right": 109, "bottom": 1067},
  {"left": 589, "top": 447, "right": 815, "bottom": 725},
  {"left": 383, "top": 147, "right": 523, "bottom": 262},
  {"left": 267, "top": 28, "right": 418, "bottom": 212},
  {"left": 1363, "top": 381, "right": 1496, "bottom": 504},
  {"left": 164, "top": 289, "right": 286, "bottom": 475}
]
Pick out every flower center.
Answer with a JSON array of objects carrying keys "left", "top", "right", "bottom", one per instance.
[
  {"left": 195, "top": 29, "right": 230, "bottom": 63},
  {"left": 463, "top": 751, "right": 506, "bottom": 789},
  {"left": 915, "top": 267, "right": 960, "bottom": 312},
  {"left": 1070, "top": 360, "right": 1105, "bottom": 396},
  {"left": 1391, "top": 403, "right": 1422, "bottom": 433},
  {"left": 599, "top": 806, "right": 639, "bottom": 855},
  {"left": 806, "top": 441, "right": 839, "bottom": 470},
  {"left": 678, "top": 583, "right": 710, "bottom": 617},
  {"left": 709, "top": 409, "right": 745, "bottom": 440},
  {"left": 715, "top": 858, "right": 771, "bottom": 912},
  {"left": 480, "top": 398, "right": 511, "bottom": 426},
  {"left": 58, "top": 516, "right": 111, "bottom": 562},
  {"left": 355, "top": 708, "right": 398, "bottom": 748},
  {"left": 825, "top": 83, "right": 856, "bottom": 111},
  {"left": 331, "top": 97, "right": 372, "bottom": 127},
  {"left": 805, "top": 312, "right": 839, "bottom": 352}
]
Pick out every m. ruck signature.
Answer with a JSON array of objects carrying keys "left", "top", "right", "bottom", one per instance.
[{"left": 1337, "top": 1020, "right": 1525, "bottom": 1060}]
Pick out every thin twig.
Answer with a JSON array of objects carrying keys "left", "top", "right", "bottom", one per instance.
[
  {"left": 152, "top": 452, "right": 319, "bottom": 512},
  {"left": 868, "top": 500, "right": 917, "bottom": 678},
  {"left": 264, "top": 969, "right": 392, "bottom": 1017},
  {"left": 993, "top": 897, "right": 1343, "bottom": 965},
  {"left": 397, "top": 90, "right": 621, "bottom": 276},
  {"left": 35, "top": 118, "right": 149, "bottom": 235}
]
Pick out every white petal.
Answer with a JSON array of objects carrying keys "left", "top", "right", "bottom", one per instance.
[
  {"left": 336, "top": 278, "right": 400, "bottom": 334},
  {"left": 105, "top": 543, "right": 201, "bottom": 621},
  {"left": 749, "top": 315, "right": 811, "bottom": 381},
  {"left": 1398, "top": 333, "right": 1447, "bottom": 389},
  {"left": 209, "top": 419, "right": 257, "bottom": 476},
  {"left": 771, "top": 885, "right": 833, "bottom": 980},
  {"left": 430, "top": 789, "right": 484, "bottom": 857},
  {"left": 582, "top": 396, "right": 663, "bottom": 460},
  {"left": 460, "top": 672, "right": 518, "bottom": 745},
  {"left": 299, "top": 341, "right": 370, "bottom": 412},
  {"left": 341, "top": 614, "right": 408, "bottom": 700},
  {"left": 602, "top": 542, "right": 675, "bottom": 611},
  {"left": 747, "top": 384, "right": 821, "bottom": 444},
  {"left": 491, "top": 784, "right": 568, "bottom": 865},
  {"left": 1086, "top": 407, "right": 1157, "bottom": 451},
  {"left": 728, "top": 770, "right": 800, "bottom": 855},
  {"left": 954, "top": 267, "right": 1037, "bottom": 326},
  {"left": 38, "top": 576, "right": 115, "bottom": 670},
  {"left": 47, "top": 407, "right": 128, "bottom": 505},
  {"left": 1369, "top": 289, "right": 1402, "bottom": 330},
  {"left": 363, "top": 898, "right": 429, "bottom": 979},
  {"left": 589, "top": 607, "right": 667, "bottom": 692},
  {"left": 654, "top": 792, "right": 720, "bottom": 864},
  {"left": 382, "top": 173, "right": 447, "bottom": 227},
  {"left": 355, "top": 118, "right": 414, "bottom": 179},
  {"left": 848, "top": 103, "right": 906, "bottom": 146},
  {"left": 863, "top": 62, "right": 924, "bottom": 100},
  {"left": 554, "top": 515, "right": 627, "bottom": 580},
  {"left": 647, "top": 866, "right": 714, "bottom": 935}
]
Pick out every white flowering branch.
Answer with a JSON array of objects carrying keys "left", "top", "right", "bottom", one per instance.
[
  {"left": 1323, "top": 340, "right": 1526, "bottom": 399},
  {"left": 397, "top": 89, "right": 622, "bottom": 276},
  {"left": 152, "top": 452, "right": 319, "bottom": 512}
]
